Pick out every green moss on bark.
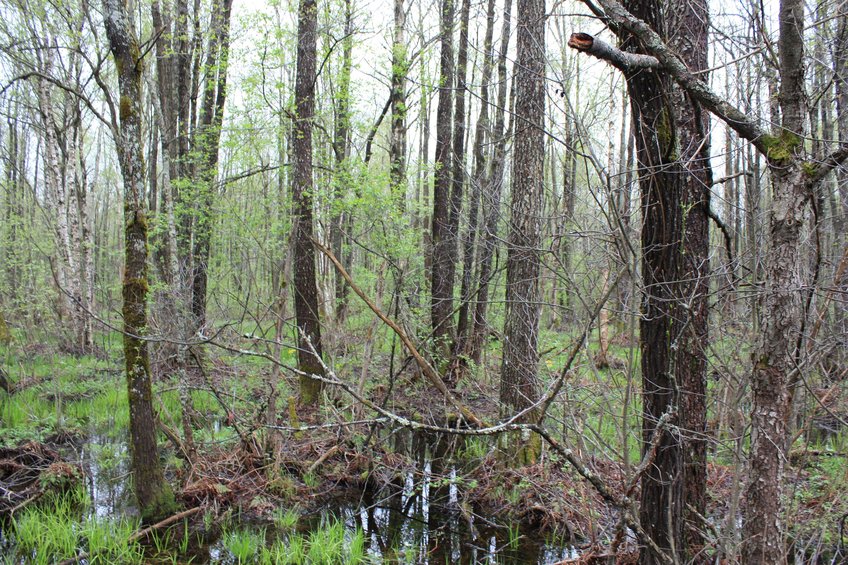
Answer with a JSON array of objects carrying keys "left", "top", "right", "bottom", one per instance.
[
  {"left": 0, "top": 310, "right": 10, "bottom": 345},
  {"left": 761, "top": 131, "right": 801, "bottom": 163}
]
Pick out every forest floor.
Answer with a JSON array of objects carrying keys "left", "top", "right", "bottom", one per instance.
[{"left": 0, "top": 331, "right": 846, "bottom": 563}]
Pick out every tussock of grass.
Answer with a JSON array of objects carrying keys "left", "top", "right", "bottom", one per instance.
[{"left": 12, "top": 489, "right": 143, "bottom": 564}]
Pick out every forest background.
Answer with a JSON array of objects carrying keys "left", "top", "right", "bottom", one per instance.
[{"left": 0, "top": 0, "right": 846, "bottom": 563}]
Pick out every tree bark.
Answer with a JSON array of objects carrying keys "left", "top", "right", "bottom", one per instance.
[
  {"left": 468, "top": 0, "right": 512, "bottom": 364},
  {"left": 430, "top": 0, "right": 455, "bottom": 361},
  {"left": 668, "top": 0, "right": 711, "bottom": 558},
  {"left": 616, "top": 0, "right": 686, "bottom": 559},
  {"left": 500, "top": 0, "right": 545, "bottom": 464},
  {"left": 331, "top": 0, "right": 353, "bottom": 322},
  {"left": 456, "top": 0, "right": 496, "bottom": 364},
  {"left": 742, "top": 2, "right": 807, "bottom": 561},
  {"left": 191, "top": 0, "right": 233, "bottom": 327},
  {"left": 103, "top": 0, "right": 175, "bottom": 522},
  {"left": 389, "top": 0, "right": 407, "bottom": 207},
  {"left": 292, "top": 0, "right": 326, "bottom": 404},
  {"left": 835, "top": 11, "right": 848, "bottom": 338}
]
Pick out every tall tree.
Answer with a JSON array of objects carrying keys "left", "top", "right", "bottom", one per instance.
[
  {"left": 389, "top": 0, "right": 407, "bottom": 205},
  {"left": 430, "top": 0, "right": 455, "bottom": 362},
  {"left": 468, "top": 0, "right": 512, "bottom": 364},
  {"left": 500, "top": 0, "right": 545, "bottom": 464},
  {"left": 456, "top": 0, "right": 497, "bottom": 359},
  {"left": 616, "top": 0, "right": 686, "bottom": 554},
  {"left": 292, "top": 0, "right": 326, "bottom": 404},
  {"left": 102, "top": 0, "right": 175, "bottom": 521},
  {"left": 569, "top": 0, "right": 696, "bottom": 565},
  {"left": 669, "top": 0, "right": 711, "bottom": 556},
  {"left": 330, "top": 0, "right": 354, "bottom": 321},
  {"left": 190, "top": 0, "right": 234, "bottom": 327},
  {"left": 572, "top": 0, "right": 848, "bottom": 560}
]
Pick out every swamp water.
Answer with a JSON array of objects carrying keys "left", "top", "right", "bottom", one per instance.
[{"left": 2, "top": 427, "right": 580, "bottom": 564}]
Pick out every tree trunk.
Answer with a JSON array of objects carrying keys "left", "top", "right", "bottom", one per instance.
[
  {"left": 617, "top": 0, "right": 686, "bottom": 559},
  {"left": 835, "top": 12, "right": 848, "bottom": 338},
  {"left": 292, "top": 0, "right": 326, "bottom": 405},
  {"left": 444, "top": 0, "right": 470, "bottom": 372},
  {"left": 331, "top": 0, "right": 353, "bottom": 322},
  {"left": 430, "top": 0, "right": 455, "bottom": 361},
  {"left": 500, "top": 0, "right": 545, "bottom": 465},
  {"left": 456, "top": 0, "right": 496, "bottom": 364},
  {"left": 103, "top": 0, "right": 175, "bottom": 522},
  {"left": 389, "top": 0, "right": 407, "bottom": 207},
  {"left": 668, "top": 0, "right": 711, "bottom": 557},
  {"left": 743, "top": 1, "right": 807, "bottom": 561},
  {"left": 191, "top": 0, "right": 233, "bottom": 327},
  {"left": 468, "top": 0, "right": 511, "bottom": 364}
]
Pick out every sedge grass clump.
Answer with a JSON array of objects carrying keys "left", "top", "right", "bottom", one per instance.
[
  {"left": 12, "top": 486, "right": 142, "bottom": 564},
  {"left": 222, "top": 527, "right": 266, "bottom": 563},
  {"left": 263, "top": 520, "right": 365, "bottom": 565},
  {"left": 306, "top": 519, "right": 345, "bottom": 561},
  {"left": 80, "top": 515, "right": 143, "bottom": 564},
  {"left": 272, "top": 506, "right": 300, "bottom": 530},
  {"left": 12, "top": 504, "right": 79, "bottom": 565}
]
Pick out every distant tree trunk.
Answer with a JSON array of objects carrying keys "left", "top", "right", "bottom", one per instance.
[
  {"left": 500, "top": 0, "right": 545, "bottom": 464},
  {"left": 0, "top": 309, "right": 9, "bottom": 345},
  {"left": 456, "top": 0, "right": 496, "bottom": 363},
  {"left": 292, "top": 0, "right": 326, "bottom": 404},
  {"left": 443, "top": 0, "right": 470, "bottom": 372},
  {"left": 835, "top": 13, "right": 848, "bottom": 338},
  {"left": 331, "top": 0, "right": 353, "bottom": 322},
  {"left": 669, "top": 0, "right": 711, "bottom": 556},
  {"left": 468, "top": 0, "right": 512, "bottom": 364},
  {"left": 389, "top": 0, "right": 407, "bottom": 206},
  {"left": 191, "top": 0, "right": 233, "bottom": 327},
  {"left": 430, "top": 0, "right": 455, "bottom": 361},
  {"left": 416, "top": 3, "right": 432, "bottom": 262},
  {"left": 34, "top": 41, "right": 92, "bottom": 354},
  {"left": 103, "top": 0, "right": 175, "bottom": 521}
]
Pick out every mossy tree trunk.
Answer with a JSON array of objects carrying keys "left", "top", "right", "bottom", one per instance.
[
  {"left": 0, "top": 309, "right": 10, "bottom": 345},
  {"left": 103, "top": 0, "right": 175, "bottom": 522}
]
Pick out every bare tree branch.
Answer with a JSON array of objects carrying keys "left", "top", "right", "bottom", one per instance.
[{"left": 567, "top": 32, "right": 658, "bottom": 72}]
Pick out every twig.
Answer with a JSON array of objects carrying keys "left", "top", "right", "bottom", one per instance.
[
  {"left": 7, "top": 492, "right": 43, "bottom": 515},
  {"left": 127, "top": 506, "right": 204, "bottom": 543},
  {"left": 306, "top": 445, "right": 340, "bottom": 474}
]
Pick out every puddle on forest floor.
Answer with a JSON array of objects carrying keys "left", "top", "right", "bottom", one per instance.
[
  {"left": 10, "top": 427, "right": 582, "bottom": 563},
  {"left": 3, "top": 426, "right": 841, "bottom": 563}
]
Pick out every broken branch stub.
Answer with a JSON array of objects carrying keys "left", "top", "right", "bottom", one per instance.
[{"left": 568, "top": 32, "right": 659, "bottom": 72}]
